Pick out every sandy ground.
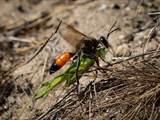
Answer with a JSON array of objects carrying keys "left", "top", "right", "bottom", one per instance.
[{"left": 0, "top": 0, "right": 160, "bottom": 120}]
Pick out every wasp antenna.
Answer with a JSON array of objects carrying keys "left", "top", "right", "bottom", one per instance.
[
  {"left": 106, "top": 21, "right": 119, "bottom": 39},
  {"left": 105, "top": 21, "right": 119, "bottom": 56},
  {"left": 109, "top": 20, "right": 117, "bottom": 32},
  {"left": 108, "top": 27, "right": 120, "bottom": 36}
]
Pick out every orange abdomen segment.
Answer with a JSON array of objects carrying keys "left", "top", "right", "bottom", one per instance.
[{"left": 55, "top": 52, "right": 73, "bottom": 67}]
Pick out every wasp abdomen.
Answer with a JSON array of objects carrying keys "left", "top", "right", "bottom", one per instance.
[{"left": 50, "top": 52, "right": 73, "bottom": 74}]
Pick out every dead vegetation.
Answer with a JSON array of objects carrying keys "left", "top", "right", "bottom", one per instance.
[
  {"left": 0, "top": 0, "right": 160, "bottom": 120},
  {"left": 34, "top": 48, "right": 160, "bottom": 120}
]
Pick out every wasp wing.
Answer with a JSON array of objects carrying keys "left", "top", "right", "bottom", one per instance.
[{"left": 57, "top": 20, "right": 93, "bottom": 51}]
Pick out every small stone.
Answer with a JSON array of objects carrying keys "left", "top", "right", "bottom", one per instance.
[
  {"left": 125, "top": 6, "right": 131, "bottom": 11},
  {"left": 125, "top": 34, "right": 134, "bottom": 43},
  {"left": 116, "top": 44, "right": 131, "bottom": 57},
  {"left": 1, "top": 111, "right": 12, "bottom": 120},
  {"left": 144, "top": 40, "right": 158, "bottom": 52},
  {"left": 1, "top": 59, "right": 12, "bottom": 71},
  {"left": 3, "top": 104, "right": 9, "bottom": 110},
  {"left": 16, "top": 97, "right": 22, "bottom": 106},
  {"left": 8, "top": 96, "right": 15, "bottom": 105},
  {"left": 119, "top": 35, "right": 125, "bottom": 40},
  {"left": 134, "top": 32, "right": 144, "bottom": 42},
  {"left": 98, "top": 4, "right": 107, "bottom": 11},
  {"left": 16, "top": 5, "right": 26, "bottom": 13},
  {"left": 111, "top": 4, "right": 120, "bottom": 10}
]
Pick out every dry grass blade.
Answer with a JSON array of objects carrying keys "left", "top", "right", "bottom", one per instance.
[
  {"left": 34, "top": 49, "right": 160, "bottom": 120},
  {"left": 1, "top": 20, "right": 62, "bottom": 79}
]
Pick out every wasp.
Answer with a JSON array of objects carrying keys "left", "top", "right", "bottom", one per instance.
[
  {"left": 49, "top": 20, "right": 118, "bottom": 74},
  {"left": 33, "top": 20, "right": 119, "bottom": 100}
]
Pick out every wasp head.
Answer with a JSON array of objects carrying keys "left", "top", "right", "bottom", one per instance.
[
  {"left": 99, "top": 36, "right": 115, "bottom": 55},
  {"left": 99, "top": 36, "right": 110, "bottom": 48}
]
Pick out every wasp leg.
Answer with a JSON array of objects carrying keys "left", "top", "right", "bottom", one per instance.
[
  {"left": 92, "top": 65, "right": 98, "bottom": 98},
  {"left": 95, "top": 56, "right": 100, "bottom": 67},
  {"left": 93, "top": 55, "right": 106, "bottom": 73},
  {"left": 75, "top": 50, "right": 82, "bottom": 94}
]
